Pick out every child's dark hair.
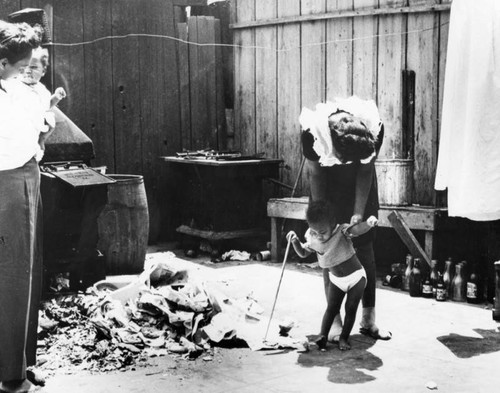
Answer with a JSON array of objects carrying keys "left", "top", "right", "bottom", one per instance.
[
  {"left": 329, "top": 115, "right": 375, "bottom": 162},
  {"left": 0, "top": 20, "right": 42, "bottom": 64},
  {"left": 306, "top": 200, "right": 337, "bottom": 226}
]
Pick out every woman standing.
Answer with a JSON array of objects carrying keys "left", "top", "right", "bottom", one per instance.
[
  {"left": 300, "top": 96, "right": 391, "bottom": 342},
  {"left": 0, "top": 20, "right": 43, "bottom": 393}
]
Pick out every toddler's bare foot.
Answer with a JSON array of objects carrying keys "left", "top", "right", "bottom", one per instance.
[{"left": 338, "top": 337, "right": 351, "bottom": 350}]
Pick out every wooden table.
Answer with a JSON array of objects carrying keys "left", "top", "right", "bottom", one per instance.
[
  {"left": 267, "top": 196, "right": 450, "bottom": 263},
  {"left": 163, "top": 156, "right": 282, "bottom": 241}
]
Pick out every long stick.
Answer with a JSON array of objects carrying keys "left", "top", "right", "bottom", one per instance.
[{"left": 263, "top": 236, "right": 292, "bottom": 342}]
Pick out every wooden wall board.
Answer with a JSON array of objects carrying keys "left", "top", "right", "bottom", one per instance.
[
  {"left": 377, "top": 0, "right": 407, "bottom": 159},
  {"left": 435, "top": 0, "right": 451, "bottom": 207},
  {"left": 215, "top": 20, "right": 227, "bottom": 150},
  {"left": 234, "top": 0, "right": 256, "bottom": 154},
  {"left": 192, "top": 16, "right": 216, "bottom": 150},
  {"left": 352, "top": 0, "right": 378, "bottom": 100},
  {"left": 407, "top": 0, "right": 440, "bottom": 205},
  {"left": 437, "top": 0, "right": 451, "bottom": 144},
  {"left": 82, "top": 0, "right": 115, "bottom": 170},
  {"left": 51, "top": 0, "right": 86, "bottom": 131},
  {"left": 138, "top": 0, "right": 180, "bottom": 241},
  {"left": 300, "top": 0, "right": 326, "bottom": 193},
  {"left": 191, "top": 1, "right": 234, "bottom": 109},
  {"left": 199, "top": 16, "right": 218, "bottom": 150},
  {"left": 110, "top": 0, "right": 142, "bottom": 175},
  {"left": 177, "top": 22, "right": 192, "bottom": 151},
  {"left": 326, "top": 0, "right": 353, "bottom": 100},
  {"left": 255, "top": 0, "right": 277, "bottom": 158},
  {"left": 188, "top": 17, "right": 205, "bottom": 150},
  {"left": 277, "top": 0, "right": 301, "bottom": 191},
  {"left": 300, "top": 0, "right": 326, "bottom": 108}
]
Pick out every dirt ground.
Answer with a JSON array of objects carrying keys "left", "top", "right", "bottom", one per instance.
[{"left": 41, "top": 243, "right": 500, "bottom": 393}]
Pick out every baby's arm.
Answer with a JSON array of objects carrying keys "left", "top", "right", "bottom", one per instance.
[
  {"left": 50, "top": 87, "right": 66, "bottom": 108},
  {"left": 286, "top": 231, "right": 312, "bottom": 258},
  {"left": 345, "top": 216, "right": 378, "bottom": 237}
]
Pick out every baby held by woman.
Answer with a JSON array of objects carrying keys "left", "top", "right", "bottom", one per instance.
[{"left": 287, "top": 200, "right": 378, "bottom": 351}]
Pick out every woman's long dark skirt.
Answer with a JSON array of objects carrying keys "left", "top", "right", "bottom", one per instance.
[{"left": 0, "top": 158, "right": 42, "bottom": 381}]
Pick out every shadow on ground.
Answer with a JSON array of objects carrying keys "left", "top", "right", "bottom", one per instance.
[
  {"left": 437, "top": 327, "right": 500, "bottom": 358},
  {"left": 297, "top": 334, "right": 382, "bottom": 384}
]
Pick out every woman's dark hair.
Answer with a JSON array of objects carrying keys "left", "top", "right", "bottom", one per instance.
[
  {"left": 329, "top": 115, "right": 376, "bottom": 162},
  {"left": 0, "top": 20, "right": 42, "bottom": 64},
  {"left": 306, "top": 200, "right": 337, "bottom": 226}
]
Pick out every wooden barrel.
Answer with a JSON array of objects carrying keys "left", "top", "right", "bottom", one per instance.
[
  {"left": 375, "top": 159, "right": 413, "bottom": 206},
  {"left": 97, "top": 175, "right": 149, "bottom": 275}
]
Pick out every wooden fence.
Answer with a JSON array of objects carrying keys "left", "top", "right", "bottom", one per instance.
[
  {"left": 0, "top": 0, "right": 226, "bottom": 240},
  {"left": 232, "top": 0, "right": 452, "bottom": 206}
]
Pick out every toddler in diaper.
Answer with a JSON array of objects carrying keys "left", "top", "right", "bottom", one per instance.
[{"left": 287, "top": 200, "right": 377, "bottom": 350}]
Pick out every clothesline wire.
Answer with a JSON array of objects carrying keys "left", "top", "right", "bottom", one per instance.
[{"left": 47, "top": 21, "right": 449, "bottom": 51}]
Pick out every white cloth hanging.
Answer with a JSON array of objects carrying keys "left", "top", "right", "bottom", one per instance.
[{"left": 434, "top": 0, "right": 500, "bottom": 221}]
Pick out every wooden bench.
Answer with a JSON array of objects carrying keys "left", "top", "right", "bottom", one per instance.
[{"left": 267, "top": 196, "right": 449, "bottom": 263}]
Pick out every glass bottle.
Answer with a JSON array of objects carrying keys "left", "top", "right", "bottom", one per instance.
[
  {"left": 430, "top": 259, "right": 439, "bottom": 298},
  {"left": 451, "top": 263, "right": 466, "bottom": 302},
  {"left": 409, "top": 258, "right": 422, "bottom": 297},
  {"left": 493, "top": 261, "right": 500, "bottom": 321},
  {"left": 383, "top": 273, "right": 403, "bottom": 289},
  {"left": 436, "top": 272, "right": 446, "bottom": 301},
  {"left": 402, "top": 254, "right": 413, "bottom": 292},
  {"left": 443, "top": 258, "right": 454, "bottom": 299},
  {"left": 458, "top": 261, "right": 468, "bottom": 298},
  {"left": 466, "top": 262, "right": 481, "bottom": 304},
  {"left": 422, "top": 272, "right": 433, "bottom": 298}
]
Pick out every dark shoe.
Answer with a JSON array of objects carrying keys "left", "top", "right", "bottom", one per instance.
[
  {"left": 315, "top": 335, "right": 327, "bottom": 351},
  {"left": 26, "top": 370, "right": 45, "bottom": 387},
  {"left": 359, "top": 326, "right": 392, "bottom": 340}
]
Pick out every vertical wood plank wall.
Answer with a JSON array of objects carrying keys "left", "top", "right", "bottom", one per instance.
[
  {"left": 1, "top": 1, "right": 226, "bottom": 240},
  {"left": 233, "top": 0, "right": 450, "bottom": 206}
]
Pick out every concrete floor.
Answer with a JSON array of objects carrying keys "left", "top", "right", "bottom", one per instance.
[{"left": 44, "top": 245, "right": 500, "bottom": 393}]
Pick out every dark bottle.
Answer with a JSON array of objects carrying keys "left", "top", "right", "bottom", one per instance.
[
  {"left": 493, "top": 262, "right": 500, "bottom": 321},
  {"left": 402, "top": 254, "right": 413, "bottom": 292},
  {"left": 443, "top": 258, "right": 454, "bottom": 299},
  {"left": 451, "top": 263, "right": 466, "bottom": 302},
  {"left": 409, "top": 258, "right": 422, "bottom": 297},
  {"left": 436, "top": 272, "right": 447, "bottom": 301},
  {"left": 383, "top": 274, "right": 402, "bottom": 288},
  {"left": 459, "top": 261, "right": 468, "bottom": 297},
  {"left": 466, "top": 262, "right": 482, "bottom": 304},
  {"left": 430, "top": 259, "right": 439, "bottom": 298},
  {"left": 422, "top": 272, "right": 433, "bottom": 298}
]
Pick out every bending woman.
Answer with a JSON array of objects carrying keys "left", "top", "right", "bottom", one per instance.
[{"left": 300, "top": 97, "right": 391, "bottom": 342}]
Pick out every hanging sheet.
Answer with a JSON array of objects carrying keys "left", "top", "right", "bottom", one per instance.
[{"left": 434, "top": 0, "right": 500, "bottom": 220}]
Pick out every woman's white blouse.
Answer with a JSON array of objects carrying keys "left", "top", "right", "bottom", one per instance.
[{"left": 0, "top": 79, "right": 40, "bottom": 170}]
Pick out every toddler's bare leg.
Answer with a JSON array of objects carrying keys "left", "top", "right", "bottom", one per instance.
[
  {"left": 323, "top": 269, "right": 343, "bottom": 342},
  {"left": 339, "top": 277, "right": 366, "bottom": 350},
  {"left": 318, "top": 281, "right": 344, "bottom": 351}
]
